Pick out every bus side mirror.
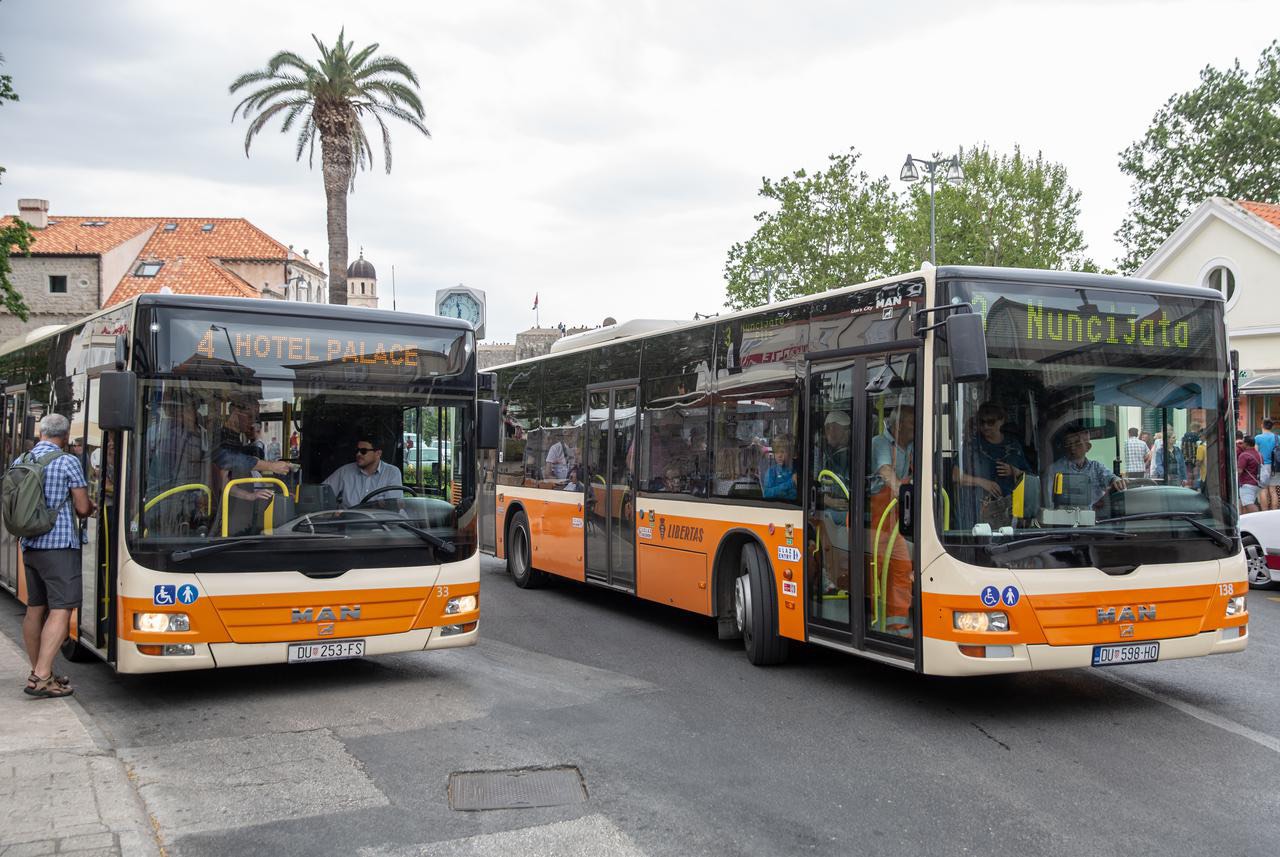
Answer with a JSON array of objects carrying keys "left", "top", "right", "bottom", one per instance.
[
  {"left": 98, "top": 371, "right": 137, "bottom": 431},
  {"left": 478, "top": 399, "right": 500, "bottom": 450},
  {"left": 946, "top": 312, "right": 989, "bottom": 383}
]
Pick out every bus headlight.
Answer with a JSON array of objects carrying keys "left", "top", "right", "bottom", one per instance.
[
  {"left": 134, "top": 612, "right": 190, "bottom": 632},
  {"left": 953, "top": 611, "right": 1009, "bottom": 632},
  {"left": 1225, "top": 595, "right": 1247, "bottom": 617},
  {"left": 445, "top": 595, "right": 478, "bottom": 615}
]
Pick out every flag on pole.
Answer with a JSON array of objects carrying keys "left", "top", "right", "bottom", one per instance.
[{"left": 532, "top": 293, "right": 539, "bottom": 310}]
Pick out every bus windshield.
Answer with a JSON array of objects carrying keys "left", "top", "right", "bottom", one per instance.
[
  {"left": 125, "top": 307, "right": 476, "bottom": 572},
  {"left": 934, "top": 279, "right": 1234, "bottom": 568}
]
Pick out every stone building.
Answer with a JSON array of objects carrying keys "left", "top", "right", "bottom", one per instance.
[
  {"left": 1, "top": 198, "right": 327, "bottom": 341},
  {"left": 347, "top": 250, "right": 378, "bottom": 308},
  {"left": 477, "top": 324, "right": 593, "bottom": 370}
]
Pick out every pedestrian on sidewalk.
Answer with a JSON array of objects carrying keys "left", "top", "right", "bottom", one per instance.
[{"left": 11, "top": 414, "right": 96, "bottom": 698}]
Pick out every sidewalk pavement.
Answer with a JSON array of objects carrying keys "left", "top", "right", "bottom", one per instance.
[{"left": 0, "top": 628, "right": 160, "bottom": 857}]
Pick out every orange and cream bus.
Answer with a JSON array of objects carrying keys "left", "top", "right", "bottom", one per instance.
[
  {"left": 482, "top": 266, "right": 1248, "bottom": 675},
  {"left": 1, "top": 294, "right": 494, "bottom": 673}
]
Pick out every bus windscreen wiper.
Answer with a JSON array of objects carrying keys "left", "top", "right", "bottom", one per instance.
[
  {"left": 171, "top": 533, "right": 348, "bottom": 562},
  {"left": 984, "top": 528, "right": 1137, "bottom": 558},
  {"left": 388, "top": 521, "right": 457, "bottom": 557},
  {"left": 1095, "top": 512, "right": 1235, "bottom": 550}
]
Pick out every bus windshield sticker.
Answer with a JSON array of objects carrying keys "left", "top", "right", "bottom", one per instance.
[
  {"left": 177, "top": 584, "right": 199, "bottom": 605},
  {"left": 980, "top": 586, "right": 1000, "bottom": 607},
  {"left": 153, "top": 584, "right": 176, "bottom": 606},
  {"left": 1000, "top": 586, "right": 1020, "bottom": 607}
]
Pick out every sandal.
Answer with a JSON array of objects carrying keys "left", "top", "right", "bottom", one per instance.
[
  {"left": 24, "top": 674, "right": 73, "bottom": 698},
  {"left": 24, "top": 671, "right": 70, "bottom": 691}
]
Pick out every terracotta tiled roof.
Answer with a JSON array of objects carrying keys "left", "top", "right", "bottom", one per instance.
[
  {"left": 1239, "top": 200, "right": 1280, "bottom": 231},
  {"left": 105, "top": 258, "right": 260, "bottom": 306},
  {"left": 1, "top": 215, "right": 156, "bottom": 254},
  {"left": 5, "top": 211, "right": 311, "bottom": 307},
  {"left": 104, "top": 218, "right": 290, "bottom": 304}
]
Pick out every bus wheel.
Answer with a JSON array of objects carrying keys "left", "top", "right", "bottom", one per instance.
[
  {"left": 735, "top": 542, "right": 788, "bottom": 665},
  {"left": 60, "top": 634, "right": 95, "bottom": 663},
  {"left": 507, "top": 510, "right": 545, "bottom": 589}
]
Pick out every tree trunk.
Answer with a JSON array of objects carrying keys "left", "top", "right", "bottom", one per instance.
[{"left": 320, "top": 130, "right": 353, "bottom": 306}]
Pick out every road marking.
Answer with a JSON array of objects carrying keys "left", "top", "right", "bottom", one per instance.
[
  {"left": 1267, "top": 596, "right": 1280, "bottom": 603},
  {"left": 1096, "top": 671, "right": 1280, "bottom": 755}
]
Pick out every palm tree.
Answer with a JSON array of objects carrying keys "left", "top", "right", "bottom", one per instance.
[{"left": 231, "top": 30, "right": 430, "bottom": 305}]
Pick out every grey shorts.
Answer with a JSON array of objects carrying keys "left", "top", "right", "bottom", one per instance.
[{"left": 23, "top": 548, "right": 82, "bottom": 609}]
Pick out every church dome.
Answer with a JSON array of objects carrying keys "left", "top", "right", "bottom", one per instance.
[{"left": 347, "top": 251, "right": 376, "bottom": 280}]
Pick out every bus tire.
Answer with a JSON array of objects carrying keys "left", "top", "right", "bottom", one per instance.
[
  {"left": 507, "top": 510, "right": 545, "bottom": 589},
  {"left": 60, "top": 634, "right": 95, "bottom": 663},
  {"left": 735, "top": 541, "right": 788, "bottom": 666}
]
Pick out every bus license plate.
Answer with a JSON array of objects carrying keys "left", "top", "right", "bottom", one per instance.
[
  {"left": 1091, "top": 642, "right": 1159, "bottom": 667},
  {"left": 288, "top": 640, "right": 366, "bottom": 663}
]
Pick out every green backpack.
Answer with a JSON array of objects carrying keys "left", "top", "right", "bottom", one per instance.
[{"left": 2, "top": 450, "right": 71, "bottom": 538}]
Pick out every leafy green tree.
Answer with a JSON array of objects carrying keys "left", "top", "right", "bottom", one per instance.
[
  {"left": 1, "top": 52, "right": 31, "bottom": 322},
  {"left": 1115, "top": 40, "right": 1280, "bottom": 273},
  {"left": 231, "top": 30, "right": 430, "bottom": 304},
  {"left": 723, "top": 148, "right": 904, "bottom": 309},
  {"left": 895, "top": 145, "right": 1095, "bottom": 273}
]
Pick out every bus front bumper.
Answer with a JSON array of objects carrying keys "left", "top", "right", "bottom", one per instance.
[
  {"left": 922, "top": 625, "right": 1247, "bottom": 677},
  {"left": 114, "top": 624, "right": 478, "bottom": 673}
]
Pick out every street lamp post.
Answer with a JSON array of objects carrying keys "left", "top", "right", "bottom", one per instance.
[{"left": 899, "top": 152, "right": 963, "bottom": 265}]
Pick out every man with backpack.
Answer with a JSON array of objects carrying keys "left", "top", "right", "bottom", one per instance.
[{"left": 4, "top": 414, "right": 95, "bottom": 698}]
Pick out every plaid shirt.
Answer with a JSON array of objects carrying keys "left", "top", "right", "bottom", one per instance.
[{"left": 15, "top": 440, "right": 88, "bottom": 549}]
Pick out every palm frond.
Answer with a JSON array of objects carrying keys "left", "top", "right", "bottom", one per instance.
[{"left": 353, "top": 55, "right": 420, "bottom": 86}]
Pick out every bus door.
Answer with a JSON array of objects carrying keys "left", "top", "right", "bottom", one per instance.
[
  {"left": 805, "top": 351, "right": 918, "bottom": 662},
  {"left": 0, "top": 387, "right": 30, "bottom": 595},
  {"left": 76, "top": 375, "right": 117, "bottom": 661},
  {"left": 584, "top": 385, "right": 637, "bottom": 591}
]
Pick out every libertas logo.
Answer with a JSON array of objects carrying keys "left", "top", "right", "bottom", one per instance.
[{"left": 664, "top": 524, "right": 705, "bottom": 543}]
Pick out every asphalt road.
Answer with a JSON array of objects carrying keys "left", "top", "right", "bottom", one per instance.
[{"left": 4, "top": 557, "right": 1279, "bottom": 857}]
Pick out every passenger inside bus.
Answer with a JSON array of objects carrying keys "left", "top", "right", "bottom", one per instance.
[
  {"left": 761, "top": 436, "right": 797, "bottom": 501},
  {"left": 952, "top": 401, "right": 1031, "bottom": 529},
  {"left": 213, "top": 396, "right": 295, "bottom": 537},
  {"left": 1049, "top": 426, "right": 1126, "bottom": 508},
  {"left": 322, "top": 434, "right": 404, "bottom": 509}
]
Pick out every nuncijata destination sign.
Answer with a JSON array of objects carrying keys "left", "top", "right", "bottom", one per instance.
[{"left": 971, "top": 292, "right": 1217, "bottom": 361}]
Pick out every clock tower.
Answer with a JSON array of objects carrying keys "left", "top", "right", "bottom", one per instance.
[{"left": 434, "top": 285, "right": 486, "bottom": 339}]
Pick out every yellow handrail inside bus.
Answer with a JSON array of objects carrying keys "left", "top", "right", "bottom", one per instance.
[
  {"left": 220, "top": 477, "right": 288, "bottom": 537},
  {"left": 144, "top": 483, "right": 211, "bottom": 513},
  {"left": 813, "top": 470, "right": 850, "bottom": 560},
  {"left": 940, "top": 486, "right": 950, "bottom": 531},
  {"left": 872, "top": 496, "right": 898, "bottom": 631}
]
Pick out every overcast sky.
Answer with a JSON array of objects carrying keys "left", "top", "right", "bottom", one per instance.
[{"left": 1, "top": 1, "right": 1276, "bottom": 341}]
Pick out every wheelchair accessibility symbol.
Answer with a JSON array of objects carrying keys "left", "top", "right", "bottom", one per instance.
[
  {"left": 153, "top": 585, "right": 176, "bottom": 606},
  {"left": 980, "top": 586, "right": 1000, "bottom": 608}
]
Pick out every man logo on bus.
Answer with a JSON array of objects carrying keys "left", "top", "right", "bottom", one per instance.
[
  {"left": 1096, "top": 605, "right": 1156, "bottom": 624},
  {"left": 292, "top": 605, "right": 362, "bottom": 623}
]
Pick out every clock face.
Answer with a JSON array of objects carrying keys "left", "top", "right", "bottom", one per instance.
[{"left": 440, "top": 292, "right": 481, "bottom": 325}]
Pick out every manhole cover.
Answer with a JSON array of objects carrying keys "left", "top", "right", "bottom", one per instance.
[{"left": 448, "top": 766, "right": 587, "bottom": 811}]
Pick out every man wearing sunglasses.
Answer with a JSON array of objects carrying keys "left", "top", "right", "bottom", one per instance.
[{"left": 323, "top": 435, "right": 403, "bottom": 509}]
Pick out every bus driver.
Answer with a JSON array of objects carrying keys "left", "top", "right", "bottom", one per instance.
[{"left": 323, "top": 435, "right": 403, "bottom": 509}]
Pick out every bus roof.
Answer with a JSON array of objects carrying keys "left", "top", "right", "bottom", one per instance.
[
  {"left": 135, "top": 293, "right": 474, "bottom": 331},
  {"left": 488, "top": 265, "right": 1224, "bottom": 371}
]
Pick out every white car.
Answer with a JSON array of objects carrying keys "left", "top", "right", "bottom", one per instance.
[{"left": 1238, "top": 509, "right": 1280, "bottom": 588}]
